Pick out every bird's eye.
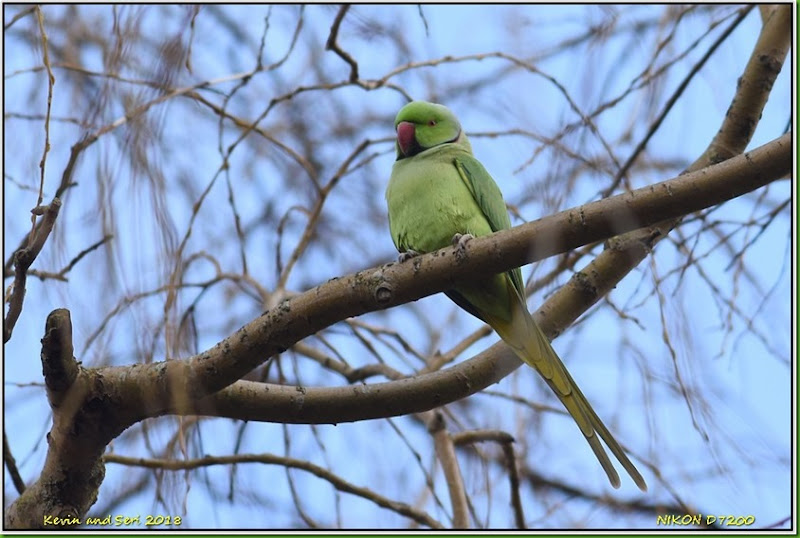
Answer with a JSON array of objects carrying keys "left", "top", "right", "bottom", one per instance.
[{"left": 428, "top": 120, "right": 437, "bottom": 126}]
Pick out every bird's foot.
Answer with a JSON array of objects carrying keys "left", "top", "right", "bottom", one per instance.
[
  {"left": 398, "top": 249, "right": 421, "bottom": 263},
  {"left": 452, "top": 233, "right": 474, "bottom": 262}
]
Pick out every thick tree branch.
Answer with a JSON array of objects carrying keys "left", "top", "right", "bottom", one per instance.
[
  {"left": 40, "top": 308, "right": 78, "bottom": 407},
  {"left": 8, "top": 132, "right": 788, "bottom": 528},
  {"left": 140, "top": 131, "right": 792, "bottom": 424},
  {"left": 698, "top": 3, "right": 791, "bottom": 165},
  {"left": 5, "top": 310, "right": 123, "bottom": 529},
  {"left": 5, "top": 5, "right": 790, "bottom": 530}
]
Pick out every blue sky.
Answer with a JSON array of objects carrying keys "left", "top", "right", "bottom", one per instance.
[{"left": 3, "top": 4, "right": 793, "bottom": 529}]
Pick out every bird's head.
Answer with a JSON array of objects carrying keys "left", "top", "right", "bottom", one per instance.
[{"left": 394, "top": 101, "right": 470, "bottom": 159}]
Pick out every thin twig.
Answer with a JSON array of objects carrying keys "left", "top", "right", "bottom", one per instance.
[
  {"left": 31, "top": 7, "right": 55, "bottom": 245},
  {"left": 450, "top": 430, "right": 524, "bottom": 528},
  {"left": 275, "top": 139, "right": 371, "bottom": 293},
  {"left": 3, "top": 5, "right": 36, "bottom": 30},
  {"left": 3, "top": 430, "right": 26, "bottom": 494},
  {"left": 451, "top": 430, "right": 515, "bottom": 445},
  {"left": 105, "top": 452, "right": 443, "bottom": 528},
  {"left": 58, "top": 235, "right": 113, "bottom": 278},
  {"left": 502, "top": 442, "right": 525, "bottom": 529},
  {"left": 325, "top": 5, "right": 359, "bottom": 82},
  {"left": 4, "top": 199, "right": 61, "bottom": 343},
  {"left": 603, "top": 6, "right": 752, "bottom": 197}
]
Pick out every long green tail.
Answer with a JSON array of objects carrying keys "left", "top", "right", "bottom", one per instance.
[{"left": 488, "top": 279, "right": 648, "bottom": 492}]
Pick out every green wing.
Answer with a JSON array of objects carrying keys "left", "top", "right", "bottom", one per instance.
[{"left": 454, "top": 155, "right": 526, "bottom": 298}]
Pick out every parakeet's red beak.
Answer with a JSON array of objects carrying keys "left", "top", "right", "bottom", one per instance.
[{"left": 396, "top": 121, "right": 417, "bottom": 157}]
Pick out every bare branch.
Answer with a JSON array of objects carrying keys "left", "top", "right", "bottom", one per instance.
[
  {"left": 4, "top": 5, "right": 36, "bottom": 30},
  {"left": 4, "top": 6, "right": 789, "bottom": 528},
  {"left": 4, "top": 199, "right": 61, "bottom": 343},
  {"left": 325, "top": 5, "right": 359, "bottom": 82},
  {"left": 699, "top": 4, "right": 791, "bottom": 164},
  {"left": 150, "top": 131, "right": 791, "bottom": 423},
  {"left": 104, "top": 452, "right": 443, "bottom": 528},
  {"left": 604, "top": 6, "right": 752, "bottom": 196},
  {"left": 3, "top": 430, "right": 26, "bottom": 494},
  {"left": 33, "top": 6, "right": 55, "bottom": 223},
  {"left": 428, "top": 413, "right": 469, "bottom": 528}
]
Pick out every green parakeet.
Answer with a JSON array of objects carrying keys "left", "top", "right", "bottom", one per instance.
[{"left": 386, "top": 101, "right": 647, "bottom": 492}]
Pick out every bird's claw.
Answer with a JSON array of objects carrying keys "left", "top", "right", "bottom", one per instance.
[
  {"left": 452, "top": 233, "right": 474, "bottom": 261},
  {"left": 451, "top": 233, "right": 475, "bottom": 247},
  {"left": 398, "top": 250, "right": 421, "bottom": 263}
]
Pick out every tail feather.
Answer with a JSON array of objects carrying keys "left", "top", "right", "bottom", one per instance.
[{"left": 489, "top": 281, "right": 647, "bottom": 492}]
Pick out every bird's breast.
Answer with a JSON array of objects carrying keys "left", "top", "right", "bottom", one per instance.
[{"left": 387, "top": 153, "right": 491, "bottom": 254}]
